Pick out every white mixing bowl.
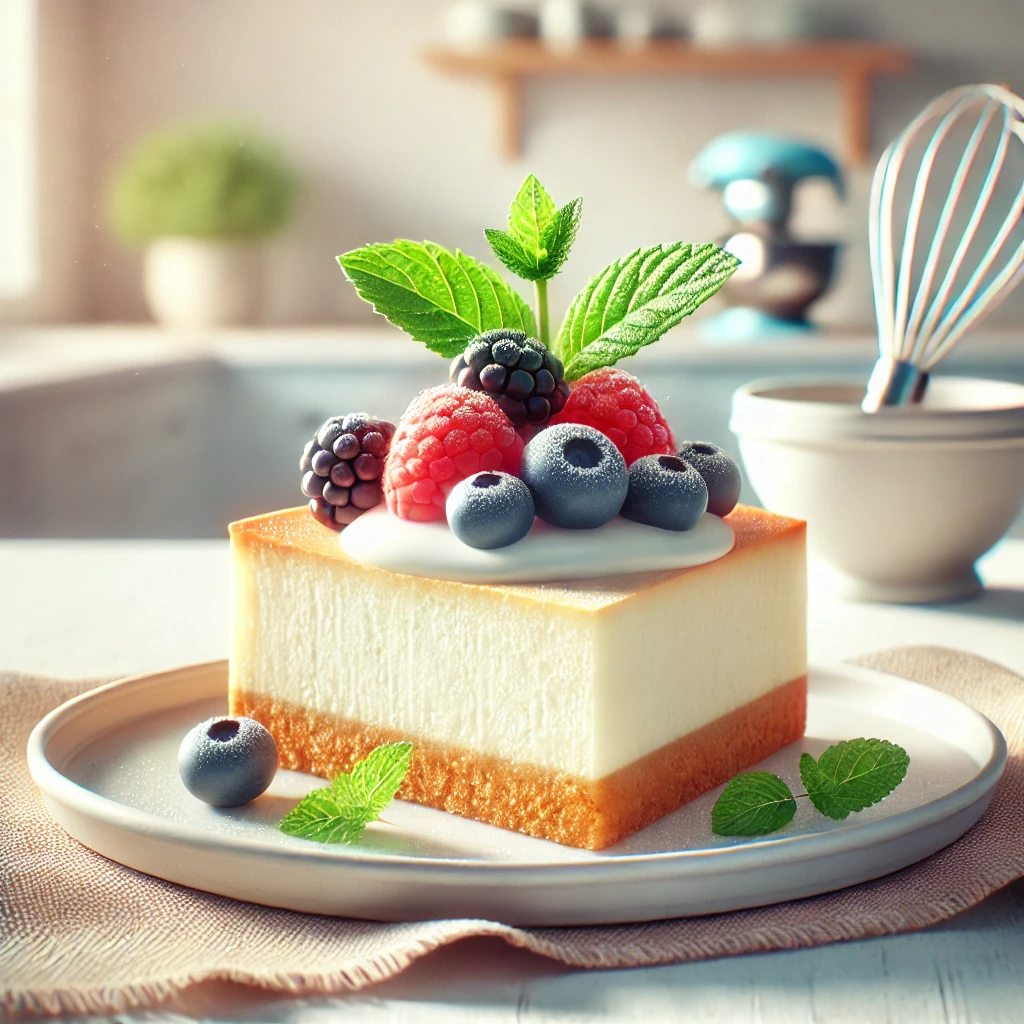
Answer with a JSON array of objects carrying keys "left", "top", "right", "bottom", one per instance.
[{"left": 730, "top": 376, "right": 1024, "bottom": 603}]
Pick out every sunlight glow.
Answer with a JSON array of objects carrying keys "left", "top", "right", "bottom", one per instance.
[{"left": 0, "top": 0, "right": 38, "bottom": 299}]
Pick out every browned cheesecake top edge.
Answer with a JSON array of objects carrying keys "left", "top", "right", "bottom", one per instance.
[{"left": 229, "top": 504, "right": 805, "bottom": 610}]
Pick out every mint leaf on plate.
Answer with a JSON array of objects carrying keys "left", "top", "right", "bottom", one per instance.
[
  {"left": 486, "top": 176, "right": 582, "bottom": 282},
  {"left": 555, "top": 243, "right": 740, "bottom": 380},
  {"left": 277, "top": 785, "right": 365, "bottom": 845},
  {"left": 279, "top": 741, "right": 413, "bottom": 845},
  {"left": 800, "top": 739, "right": 910, "bottom": 821},
  {"left": 337, "top": 241, "right": 536, "bottom": 358},
  {"left": 333, "top": 740, "right": 414, "bottom": 821},
  {"left": 711, "top": 772, "right": 797, "bottom": 836}
]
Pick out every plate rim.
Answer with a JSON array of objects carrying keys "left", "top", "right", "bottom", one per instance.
[{"left": 28, "top": 659, "right": 1008, "bottom": 883}]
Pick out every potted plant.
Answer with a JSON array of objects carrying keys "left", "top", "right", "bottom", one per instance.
[{"left": 111, "top": 122, "right": 298, "bottom": 327}]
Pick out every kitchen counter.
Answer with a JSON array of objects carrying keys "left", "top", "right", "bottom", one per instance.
[
  {"left": 4, "top": 324, "right": 1024, "bottom": 541},
  {"left": 3, "top": 323, "right": 1024, "bottom": 391},
  {"left": 3, "top": 538, "right": 1024, "bottom": 1023}
]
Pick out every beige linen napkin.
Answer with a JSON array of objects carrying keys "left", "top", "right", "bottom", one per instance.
[{"left": 2, "top": 646, "right": 1023, "bottom": 1016}]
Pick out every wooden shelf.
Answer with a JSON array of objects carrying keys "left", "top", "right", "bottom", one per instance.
[{"left": 425, "top": 40, "right": 912, "bottom": 165}]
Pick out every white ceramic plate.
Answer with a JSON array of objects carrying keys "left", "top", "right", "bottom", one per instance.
[{"left": 28, "top": 661, "right": 1005, "bottom": 926}]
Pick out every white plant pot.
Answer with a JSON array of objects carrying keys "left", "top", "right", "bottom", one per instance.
[
  {"left": 143, "top": 238, "right": 262, "bottom": 328},
  {"left": 730, "top": 377, "right": 1024, "bottom": 604}
]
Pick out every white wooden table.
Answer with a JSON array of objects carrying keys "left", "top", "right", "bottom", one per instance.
[{"left": 3, "top": 539, "right": 1024, "bottom": 1023}]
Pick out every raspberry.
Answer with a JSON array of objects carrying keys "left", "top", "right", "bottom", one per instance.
[
  {"left": 301, "top": 413, "right": 396, "bottom": 529},
  {"left": 384, "top": 385, "right": 525, "bottom": 522},
  {"left": 449, "top": 328, "right": 570, "bottom": 433},
  {"left": 549, "top": 367, "right": 675, "bottom": 466}
]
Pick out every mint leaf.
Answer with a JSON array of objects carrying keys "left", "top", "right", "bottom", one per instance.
[
  {"left": 332, "top": 741, "right": 414, "bottom": 822},
  {"left": 279, "top": 741, "right": 413, "bottom": 845},
  {"left": 800, "top": 739, "right": 910, "bottom": 821},
  {"left": 542, "top": 198, "right": 582, "bottom": 279},
  {"left": 508, "top": 174, "right": 557, "bottom": 270},
  {"left": 484, "top": 227, "right": 539, "bottom": 281},
  {"left": 711, "top": 772, "right": 797, "bottom": 836},
  {"left": 337, "top": 241, "right": 536, "bottom": 358},
  {"left": 555, "top": 243, "right": 740, "bottom": 380},
  {"left": 277, "top": 785, "right": 367, "bottom": 845},
  {"left": 486, "top": 177, "right": 582, "bottom": 282}
]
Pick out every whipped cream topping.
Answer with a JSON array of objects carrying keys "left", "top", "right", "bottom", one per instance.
[{"left": 339, "top": 505, "right": 735, "bottom": 584}]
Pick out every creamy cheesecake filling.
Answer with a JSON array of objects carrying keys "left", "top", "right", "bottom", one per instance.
[
  {"left": 232, "top": 541, "right": 597, "bottom": 776},
  {"left": 230, "top": 510, "right": 806, "bottom": 780},
  {"left": 593, "top": 533, "right": 806, "bottom": 771}
]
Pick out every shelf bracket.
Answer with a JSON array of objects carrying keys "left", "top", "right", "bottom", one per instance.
[
  {"left": 495, "top": 75, "right": 524, "bottom": 160},
  {"left": 841, "top": 69, "right": 872, "bottom": 166}
]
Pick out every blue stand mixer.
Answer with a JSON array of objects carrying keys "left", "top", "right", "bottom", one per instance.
[{"left": 689, "top": 133, "right": 844, "bottom": 342}]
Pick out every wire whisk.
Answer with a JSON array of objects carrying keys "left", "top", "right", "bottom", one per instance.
[{"left": 864, "top": 84, "right": 1024, "bottom": 412}]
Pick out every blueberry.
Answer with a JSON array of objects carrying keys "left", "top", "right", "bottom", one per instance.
[
  {"left": 676, "top": 442, "right": 742, "bottom": 517},
  {"left": 620, "top": 455, "right": 709, "bottom": 531},
  {"left": 178, "top": 716, "right": 278, "bottom": 807},
  {"left": 520, "top": 423, "right": 628, "bottom": 529},
  {"left": 446, "top": 471, "right": 535, "bottom": 549}
]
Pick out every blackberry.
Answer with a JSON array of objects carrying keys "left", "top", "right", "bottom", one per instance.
[
  {"left": 300, "top": 413, "right": 396, "bottom": 529},
  {"left": 449, "top": 328, "right": 570, "bottom": 431}
]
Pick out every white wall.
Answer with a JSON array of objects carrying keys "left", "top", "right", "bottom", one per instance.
[{"left": 15, "top": 0, "right": 1024, "bottom": 328}]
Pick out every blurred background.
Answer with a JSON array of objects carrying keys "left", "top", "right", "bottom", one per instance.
[{"left": 2, "top": 0, "right": 1023, "bottom": 538}]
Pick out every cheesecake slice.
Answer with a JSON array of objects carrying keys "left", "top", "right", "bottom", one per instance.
[{"left": 229, "top": 505, "right": 807, "bottom": 850}]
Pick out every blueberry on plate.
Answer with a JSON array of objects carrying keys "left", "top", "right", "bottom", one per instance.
[
  {"left": 675, "top": 442, "right": 742, "bottom": 517},
  {"left": 620, "top": 454, "right": 709, "bottom": 531},
  {"left": 178, "top": 716, "right": 278, "bottom": 807},
  {"left": 446, "top": 471, "right": 536, "bottom": 549},
  {"left": 520, "top": 423, "right": 628, "bottom": 529}
]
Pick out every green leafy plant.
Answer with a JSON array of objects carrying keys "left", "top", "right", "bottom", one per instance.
[
  {"left": 279, "top": 741, "right": 413, "bottom": 845},
  {"left": 111, "top": 122, "right": 298, "bottom": 244},
  {"left": 338, "top": 175, "right": 738, "bottom": 379},
  {"left": 712, "top": 738, "right": 910, "bottom": 837}
]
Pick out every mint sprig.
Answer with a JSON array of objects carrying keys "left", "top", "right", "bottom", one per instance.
[
  {"left": 555, "top": 243, "right": 740, "bottom": 381},
  {"left": 336, "top": 175, "right": 738, "bottom": 373},
  {"left": 484, "top": 176, "right": 582, "bottom": 284},
  {"left": 278, "top": 741, "right": 413, "bottom": 845},
  {"left": 711, "top": 738, "right": 910, "bottom": 838},
  {"left": 337, "top": 241, "right": 536, "bottom": 358},
  {"left": 484, "top": 175, "right": 582, "bottom": 347}
]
